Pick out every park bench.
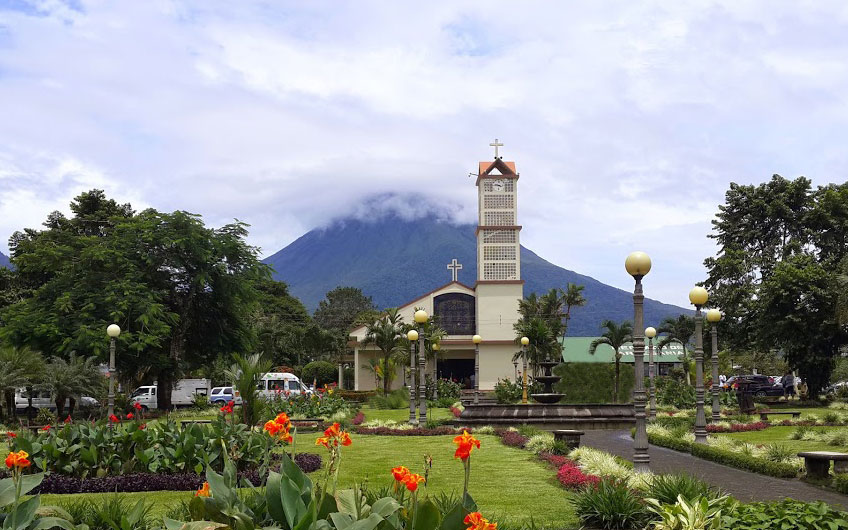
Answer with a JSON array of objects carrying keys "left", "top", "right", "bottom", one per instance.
[
  {"left": 553, "top": 429, "right": 584, "bottom": 449},
  {"left": 797, "top": 451, "right": 848, "bottom": 479},
  {"left": 758, "top": 411, "right": 801, "bottom": 421}
]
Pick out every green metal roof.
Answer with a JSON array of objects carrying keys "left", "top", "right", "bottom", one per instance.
[{"left": 561, "top": 337, "right": 684, "bottom": 364}]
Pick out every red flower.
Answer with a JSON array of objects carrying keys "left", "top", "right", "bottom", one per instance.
[
  {"left": 464, "top": 512, "right": 497, "bottom": 530},
  {"left": 453, "top": 430, "right": 481, "bottom": 461},
  {"left": 139, "top": 423, "right": 146, "bottom": 430},
  {"left": 64, "top": 415, "right": 71, "bottom": 424},
  {"left": 391, "top": 465, "right": 410, "bottom": 482},
  {"left": 109, "top": 414, "right": 119, "bottom": 423},
  {"left": 126, "top": 413, "right": 134, "bottom": 420},
  {"left": 6, "top": 432, "right": 17, "bottom": 438},
  {"left": 403, "top": 473, "right": 425, "bottom": 492},
  {"left": 133, "top": 402, "right": 143, "bottom": 411},
  {"left": 41, "top": 425, "right": 51, "bottom": 431}
]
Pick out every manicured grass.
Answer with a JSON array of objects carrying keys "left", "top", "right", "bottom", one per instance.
[
  {"left": 27, "top": 433, "right": 578, "bottom": 527},
  {"left": 359, "top": 407, "right": 452, "bottom": 423},
  {"left": 719, "top": 426, "right": 848, "bottom": 453},
  {"left": 42, "top": 490, "right": 193, "bottom": 517}
]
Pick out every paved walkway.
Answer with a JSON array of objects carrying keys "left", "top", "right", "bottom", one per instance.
[{"left": 581, "top": 430, "right": 848, "bottom": 508}]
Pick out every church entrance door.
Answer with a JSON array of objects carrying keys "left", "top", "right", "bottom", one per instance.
[{"left": 438, "top": 359, "right": 475, "bottom": 389}]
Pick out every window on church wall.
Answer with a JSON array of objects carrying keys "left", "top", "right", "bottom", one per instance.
[
  {"left": 433, "top": 293, "right": 476, "bottom": 335},
  {"left": 483, "top": 245, "right": 517, "bottom": 261},
  {"left": 483, "top": 262, "right": 517, "bottom": 280},
  {"left": 483, "top": 194, "right": 514, "bottom": 209},
  {"left": 482, "top": 230, "right": 516, "bottom": 243},
  {"left": 484, "top": 211, "right": 515, "bottom": 225}
]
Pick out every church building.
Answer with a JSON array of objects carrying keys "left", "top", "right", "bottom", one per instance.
[{"left": 348, "top": 143, "right": 524, "bottom": 391}]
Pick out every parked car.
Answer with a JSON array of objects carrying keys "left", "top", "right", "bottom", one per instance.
[
  {"left": 826, "top": 381, "right": 848, "bottom": 395},
  {"left": 722, "top": 375, "right": 784, "bottom": 397},
  {"left": 209, "top": 386, "right": 242, "bottom": 405},
  {"left": 15, "top": 388, "right": 99, "bottom": 412},
  {"left": 256, "top": 372, "right": 311, "bottom": 399}
]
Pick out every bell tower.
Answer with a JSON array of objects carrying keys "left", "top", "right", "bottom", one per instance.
[{"left": 474, "top": 140, "right": 523, "bottom": 342}]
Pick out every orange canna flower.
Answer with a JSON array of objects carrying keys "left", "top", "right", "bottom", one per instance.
[
  {"left": 339, "top": 431, "right": 352, "bottom": 446},
  {"left": 323, "top": 422, "right": 341, "bottom": 438},
  {"left": 274, "top": 412, "right": 291, "bottom": 425},
  {"left": 391, "top": 465, "right": 410, "bottom": 482},
  {"left": 195, "top": 481, "right": 211, "bottom": 497},
  {"left": 453, "top": 430, "right": 481, "bottom": 461},
  {"left": 403, "top": 473, "right": 425, "bottom": 492},
  {"left": 264, "top": 420, "right": 281, "bottom": 436},
  {"left": 464, "top": 512, "right": 497, "bottom": 530},
  {"left": 315, "top": 422, "right": 352, "bottom": 450},
  {"left": 315, "top": 436, "right": 330, "bottom": 449},
  {"left": 5, "top": 450, "right": 31, "bottom": 470}
]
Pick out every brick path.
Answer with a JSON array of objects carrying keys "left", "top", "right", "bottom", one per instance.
[{"left": 581, "top": 430, "right": 848, "bottom": 508}]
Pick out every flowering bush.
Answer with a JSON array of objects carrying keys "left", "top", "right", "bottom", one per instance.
[
  {"left": 356, "top": 426, "right": 466, "bottom": 436},
  {"left": 497, "top": 429, "right": 529, "bottom": 448},
  {"left": 351, "top": 411, "right": 365, "bottom": 425},
  {"left": 557, "top": 461, "right": 600, "bottom": 489},
  {"left": 266, "top": 387, "right": 351, "bottom": 419},
  {"left": 450, "top": 406, "right": 463, "bottom": 418}
]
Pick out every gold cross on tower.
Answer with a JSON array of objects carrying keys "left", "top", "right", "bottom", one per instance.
[
  {"left": 447, "top": 258, "right": 463, "bottom": 282},
  {"left": 489, "top": 138, "right": 503, "bottom": 159}
]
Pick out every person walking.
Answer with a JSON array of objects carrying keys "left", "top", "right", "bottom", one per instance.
[{"left": 782, "top": 371, "right": 795, "bottom": 401}]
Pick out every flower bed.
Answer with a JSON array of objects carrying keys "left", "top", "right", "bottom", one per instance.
[
  {"left": 706, "top": 421, "right": 769, "bottom": 433},
  {"left": 496, "top": 429, "right": 529, "bottom": 448},
  {"left": 354, "top": 426, "right": 465, "bottom": 436}
]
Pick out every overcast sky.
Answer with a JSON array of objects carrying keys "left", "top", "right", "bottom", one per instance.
[{"left": 1, "top": 1, "right": 847, "bottom": 307}]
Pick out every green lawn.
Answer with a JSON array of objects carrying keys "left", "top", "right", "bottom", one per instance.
[
  {"left": 718, "top": 426, "right": 848, "bottom": 453},
  {"left": 359, "top": 407, "right": 452, "bottom": 423},
  {"left": 32, "top": 433, "right": 578, "bottom": 528}
]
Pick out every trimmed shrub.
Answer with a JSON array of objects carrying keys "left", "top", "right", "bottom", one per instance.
[
  {"left": 651, "top": 415, "right": 694, "bottom": 429},
  {"left": 553, "top": 363, "right": 634, "bottom": 403},
  {"left": 647, "top": 432, "right": 693, "bottom": 453},
  {"left": 690, "top": 443, "right": 799, "bottom": 478},
  {"left": 557, "top": 462, "right": 600, "bottom": 490},
  {"left": 351, "top": 411, "right": 365, "bottom": 425},
  {"left": 498, "top": 430, "right": 529, "bottom": 448},
  {"left": 301, "top": 361, "right": 337, "bottom": 386},
  {"left": 833, "top": 473, "right": 848, "bottom": 494},
  {"left": 354, "top": 426, "right": 463, "bottom": 436},
  {"left": 367, "top": 389, "right": 409, "bottom": 409},
  {"left": 494, "top": 379, "right": 523, "bottom": 404},
  {"left": 706, "top": 421, "right": 769, "bottom": 433},
  {"left": 655, "top": 376, "right": 696, "bottom": 409}
]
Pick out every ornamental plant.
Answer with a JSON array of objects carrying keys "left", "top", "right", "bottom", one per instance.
[
  {"left": 453, "top": 430, "right": 481, "bottom": 498},
  {"left": 2, "top": 450, "right": 75, "bottom": 530}
]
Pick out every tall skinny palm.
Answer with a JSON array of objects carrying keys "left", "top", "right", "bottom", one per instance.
[
  {"left": 0, "top": 345, "right": 45, "bottom": 419},
  {"left": 362, "top": 308, "right": 405, "bottom": 395},
  {"left": 560, "top": 283, "right": 587, "bottom": 346},
  {"left": 589, "top": 320, "right": 633, "bottom": 403},
  {"left": 657, "top": 315, "right": 696, "bottom": 385},
  {"left": 42, "top": 353, "right": 102, "bottom": 417}
]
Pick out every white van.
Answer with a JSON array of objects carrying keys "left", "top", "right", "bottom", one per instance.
[
  {"left": 130, "top": 378, "right": 211, "bottom": 410},
  {"left": 256, "top": 373, "right": 311, "bottom": 399},
  {"left": 15, "top": 388, "right": 99, "bottom": 412}
]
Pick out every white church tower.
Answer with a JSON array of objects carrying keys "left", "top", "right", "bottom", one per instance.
[{"left": 474, "top": 140, "right": 524, "bottom": 386}]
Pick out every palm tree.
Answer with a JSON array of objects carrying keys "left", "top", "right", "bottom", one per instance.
[
  {"left": 657, "top": 315, "right": 696, "bottom": 384},
  {"left": 225, "top": 353, "right": 272, "bottom": 425},
  {"left": 559, "top": 283, "right": 587, "bottom": 347},
  {"left": 0, "top": 345, "right": 45, "bottom": 419},
  {"left": 589, "top": 320, "right": 633, "bottom": 403},
  {"left": 513, "top": 316, "right": 557, "bottom": 375},
  {"left": 41, "top": 353, "right": 102, "bottom": 417},
  {"left": 362, "top": 308, "right": 405, "bottom": 395}
]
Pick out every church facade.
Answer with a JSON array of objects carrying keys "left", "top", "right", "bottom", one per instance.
[{"left": 348, "top": 148, "right": 524, "bottom": 391}]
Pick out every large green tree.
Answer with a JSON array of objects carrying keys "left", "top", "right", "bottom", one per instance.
[
  {"left": 704, "top": 176, "right": 848, "bottom": 396},
  {"left": 2, "top": 190, "right": 267, "bottom": 410},
  {"left": 314, "top": 286, "right": 377, "bottom": 332}
]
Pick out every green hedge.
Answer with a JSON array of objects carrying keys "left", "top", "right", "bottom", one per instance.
[
  {"left": 650, "top": 415, "right": 694, "bottom": 430},
  {"left": 647, "top": 432, "right": 693, "bottom": 453},
  {"left": 553, "top": 363, "right": 634, "bottom": 403},
  {"left": 690, "top": 443, "right": 799, "bottom": 478},
  {"left": 302, "top": 361, "right": 337, "bottom": 386}
]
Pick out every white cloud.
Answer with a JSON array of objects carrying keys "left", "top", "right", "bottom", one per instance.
[{"left": 0, "top": 0, "right": 847, "bottom": 306}]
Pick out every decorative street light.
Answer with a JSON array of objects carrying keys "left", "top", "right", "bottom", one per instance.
[
  {"left": 645, "top": 326, "right": 657, "bottom": 420},
  {"left": 432, "top": 342, "right": 440, "bottom": 399},
  {"left": 689, "top": 286, "right": 709, "bottom": 443},
  {"left": 106, "top": 323, "right": 121, "bottom": 418},
  {"left": 520, "top": 336, "right": 530, "bottom": 404},
  {"left": 706, "top": 308, "right": 722, "bottom": 422},
  {"left": 625, "top": 251, "right": 651, "bottom": 472},
  {"left": 414, "top": 309, "right": 429, "bottom": 425},
  {"left": 473, "top": 335, "right": 482, "bottom": 404},
  {"left": 407, "top": 329, "right": 419, "bottom": 425}
]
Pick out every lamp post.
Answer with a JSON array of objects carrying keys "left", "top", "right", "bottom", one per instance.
[
  {"left": 689, "top": 286, "right": 709, "bottom": 443},
  {"left": 473, "top": 335, "right": 482, "bottom": 404},
  {"left": 106, "top": 324, "right": 121, "bottom": 418},
  {"left": 432, "top": 342, "right": 440, "bottom": 399},
  {"left": 645, "top": 326, "right": 657, "bottom": 420},
  {"left": 415, "top": 309, "right": 429, "bottom": 425},
  {"left": 625, "top": 251, "right": 651, "bottom": 472},
  {"left": 520, "top": 336, "right": 530, "bottom": 404},
  {"left": 706, "top": 309, "right": 722, "bottom": 422},
  {"left": 407, "top": 329, "right": 419, "bottom": 425}
]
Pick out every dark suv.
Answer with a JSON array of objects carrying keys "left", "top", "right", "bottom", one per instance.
[{"left": 724, "top": 375, "right": 784, "bottom": 397}]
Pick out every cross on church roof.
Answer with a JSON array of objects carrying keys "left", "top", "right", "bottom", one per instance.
[
  {"left": 447, "top": 258, "right": 463, "bottom": 282},
  {"left": 489, "top": 138, "right": 503, "bottom": 159}
]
